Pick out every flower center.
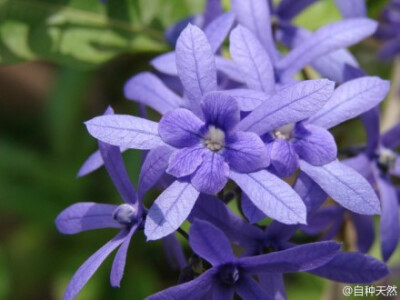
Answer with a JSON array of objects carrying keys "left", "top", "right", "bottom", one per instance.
[
  {"left": 378, "top": 148, "right": 397, "bottom": 172},
  {"left": 273, "top": 123, "right": 294, "bottom": 140},
  {"left": 218, "top": 264, "right": 240, "bottom": 286},
  {"left": 112, "top": 204, "right": 138, "bottom": 225},
  {"left": 203, "top": 125, "right": 225, "bottom": 152}
]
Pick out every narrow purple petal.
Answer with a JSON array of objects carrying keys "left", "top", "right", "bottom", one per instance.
[
  {"left": 237, "top": 79, "right": 334, "bottom": 135},
  {"left": 269, "top": 139, "right": 299, "bottom": 177},
  {"left": 277, "top": 19, "right": 378, "bottom": 78},
  {"left": 110, "top": 225, "right": 138, "bottom": 287},
  {"left": 176, "top": 24, "right": 217, "bottom": 114},
  {"left": 55, "top": 202, "right": 122, "bottom": 234},
  {"left": 77, "top": 150, "right": 104, "bottom": 177},
  {"left": 99, "top": 141, "right": 138, "bottom": 205},
  {"left": 230, "top": 170, "right": 307, "bottom": 225},
  {"left": 191, "top": 151, "right": 229, "bottom": 194},
  {"left": 63, "top": 230, "right": 128, "bottom": 300},
  {"left": 293, "top": 124, "right": 337, "bottom": 166},
  {"left": 85, "top": 115, "right": 164, "bottom": 150},
  {"left": 221, "top": 89, "right": 269, "bottom": 111},
  {"left": 294, "top": 171, "right": 327, "bottom": 214},
  {"left": 377, "top": 176, "right": 400, "bottom": 261},
  {"left": 240, "top": 241, "right": 340, "bottom": 274},
  {"left": 361, "top": 107, "right": 381, "bottom": 156},
  {"left": 162, "top": 233, "right": 187, "bottom": 270},
  {"left": 215, "top": 56, "right": 243, "bottom": 83},
  {"left": 203, "top": 0, "right": 224, "bottom": 27},
  {"left": 167, "top": 145, "right": 207, "bottom": 178},
  {"left": 258, "top": 273, "right": 286, "bottom": 300},
  {"left": 310, "top": 251, "right": 389, "bottom": 283},
  {"left": 335, "top": 0, "right": 367, "bottom": 18},
  {"left": 204, "top": 12, "right": 235, "bottom": 53},
  {"left": 382, "top": 122, "right": 400, "bottom": 149},
  {"left": 236, "top": 276, "right": 272, "bottom": 300},
  {"left": 276, "top": 0, "right": 318, "bottom": 20},
  {"left": 351, "top": 213, "right": 375, "bottom": 253},
  {"left": 144, "top": 180, "right": 200, "bottom": 240},
  {"left": 138, "top": 146, "right": 173, "bottom": 198},
  {"left": 201, "top": 92, "right": 240, "bottom": 131},
  {"left": 299, "top": 160, "right": 381, "bottom": 215},
  {"left": 151, "top": 52, "right": 178, "bottom": 76},
  {"left": 147, "top": 268, "right": 216, "bottom": 300},
  {"left": 308, "top": 76, "right": 390, "bottom": 129},
  {"left": 212, "top": 285, "right": 235, "bottom": 300},
  {"left": 224, "top": 131, "right": 269, "bottom": 173},
  {"left": 231, "top": 0, "right": 278, "bottom": 61},
  {"left": 229, "top": 25, "right": 275, "bottom": 94},
  {"left": 189, "top": 220, "right": 235, "bottom": 266},
  {"left": 124, "top": 72, "right": 183, "bottom": 114},
  {"left": 241, "top": 193, "right": 266, "bottom": 224},
  {"left": 158, "top": 108, "right": 204, "bottom": 148}
]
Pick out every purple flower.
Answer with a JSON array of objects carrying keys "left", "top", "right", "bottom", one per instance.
[
  {"left": 56, "top": 108, "right": 185, "bottom": 299},
  {"left": 147, "top": 219, "right": 341, "bottom": 300}
]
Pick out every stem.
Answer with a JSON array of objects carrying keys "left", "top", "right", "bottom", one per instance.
[{"left": 177, "top": 228, "right": 189, "bottom": 240}]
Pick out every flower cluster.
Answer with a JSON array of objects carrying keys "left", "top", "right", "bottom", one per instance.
[{"left": 56, "top": 0, "right": 398, "bottom": 299}]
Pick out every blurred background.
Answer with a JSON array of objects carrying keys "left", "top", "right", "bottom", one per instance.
[{"left": 0, "top": 0, "right": 399, "bottom": 299}]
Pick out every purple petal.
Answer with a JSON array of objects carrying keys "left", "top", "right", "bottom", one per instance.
[
  {"left": 230, "top": 170, "right": 307, "bottom": 225},
  {"left": 269, "top": 139, "right": 299, "bottom": 177},
  {"left": 215, "top": 56, "right": 244, "bottom": 83},
  {"left": 343, "top": 153, "right": 375, "bottom": 185},
  {"left": 147, "top": 268, "right": 216, "bottom": 300},
  {"left": 224, "top": 131, "right": 269, "bottom": 173},
  {"left": 379, "top": 37, "right": 400, "bottom": 60},
  {"left": 258, "top": 273, "right": 286, "bottom": 300},
  {"left": 85, "top": 115, "right": 164, "bottom": 150},
  {"left": 241, "top": 192, "right": 266, "bottom": 224},
  {"left": 377, "top": 176, "right": 400, "bottom": 261},
  {"left": 308, "top": 76, "right": 390, "bottom": 129},
  {"left": 301, "top": 206, "right": 343, "bottom": 235},
  {"left": 77, "top": 150, "right": 104, "bottom": 177},
  {"left": 190, "top": 195, "right": 264, "bottom": 250},
  {"left": 231, "top": 0, "right": 278, "bottom": 61},
  {"left": 293, "top": 124, "right": 337, "bottom": 166},
  {"left": 361, "top": 107, "right": 381, "bottom": 156},
  {"left": 236, "top": 276, "right": 272, "bottom": 300},
  {"left": 55, "top": 202, "right": 122, "bottom": 234},
  {"left": 191, "top": 151, "right": 229, "bottom": 194},
  {"left": 221, "top": 89, "right": 269, "bottom": 111},
  {"left": 99, "top": 141, "right": 138, "bottom": 205},
  {"left": 167, "top": 145, "right": 207, "bottom": 178},
  {"left": 201, "top": 92, "right": 240, "bottom": 131},
  {"left": 276, "top": 0, "right": 318, "bottom": 20},
  {"left": 382, "top": 122, "right": 400, "bottom": 149},
  {"left": 237, "top": 79, "right": 335, "bottom": 135},
  {"left": 63, "top": 230, "right": 128, "bottom": 300},
  {"left": 158, "top": 108, "right": 203, "bottom": 148},
  {"left": 212, "top": 285, "right": 235, "bottom": 300},
  {"left": 176, "top": 24, "right": 217, "bottom": 114},
  {"left": 299, "top": 160, "right": 381, "bottom": 215},
  {"left": 239, "top": 241, "right": 341, "bottom": 274},
  {"left": 110, "top": 225, "right": 138, "bottom": 287},
  {"left": 124, "top": 72, "right": 183, "bottom": 114},
  {"left": 165, "top": 16, "right": 196, "bottom": 47},
  {"left": 204, "top": 12, "right": 235, "bottom": 53},
  {"left": 277, "top": 19, "right": 378, "bottom": 78},
  {"left": 294, "top": 171, "right": 327, "bottom": 215},
  {"left": 138, "top": 146, "right": 173, "bottom": 198},
  {"left": 144, "top": 180, "right": 200, "bottom": 240},
  {"left": 310, "top": 251, "right": 389, "bottom": 283},
  {"left": 162, "top": 233, "right": 187, "bottom": 270},
  {"left": 151, "top": 52, "right": 178, "bottom": 75},
  {"left": 189, "top": 220, "right": 235, "bottom": 266},
  {"left": 203, "top": 0, "right": 224, "bottom": 27},
  {"left": 335, "top": 0, "right": 367, "bottom": 18},
  {"left": 351, "top": 213, "right": 375, "bottom": 253},
  {"left": 229, "top": 25, "right": 275, "bottom": 94}
]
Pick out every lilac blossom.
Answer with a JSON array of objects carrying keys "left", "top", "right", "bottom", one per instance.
[{"left": 148, "top": 219, "right": 341, "bottom": 300}]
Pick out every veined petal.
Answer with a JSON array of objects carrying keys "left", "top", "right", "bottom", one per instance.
[
  {"left": 158, "top": 108, "right": 203, "bottom": 148},
  {"left": 85, "top": 115, "right": 164, "bottom": 150},
  {"left": 269, "top": 139, "right": 299, "bottom": 177},
  {"left": 189, "top": 220, "right": 235, "bottom": 266},
  {"left": 63, "top": 230, "right": 128, "bottom": 300},
  {"left": 176, "top": 24, "right": 217, "bottom": 114},
  {"left": 237, "top": 79, "right": 334, "bottom": 135},
  {"left": 191, "top": 151, "right": 229, "bottom": 194},
  {"left": 308, "top": 76, "right": 390, "bottom": 129},
  {"left": 229, "top": 25, "right": 275, "bottom": 94},
  {"left": 224, "top": 131, "right": 269, "bottom": 173},
  {"left": 230, "top": 170, "right": 307, "bottom": 225},
  {"left": 239, "top": 241, "right": 340, "bottom": 274},
  {"left": 124, "top": 72, "right": 182, "bottom": 114},
  {"left": 299, "top": 160, "right": 381, "bottom": 215},
  {"left": 55, "top": 202, "right": 122, "bottom": 234},
  {"left": 204, "top": 12, "right": 235, "bottom": 53},
  {"left": 145, "top": 180, "right": 199, "bottom": 240},
  {"left": 293, "top": 124, "right": 337, "bottom": 166},
  {"left": 167, "top": 145, "right": 207, "bottom": 178},
  {"left": 277, "top": 19, "right": 378, "bottom": 78},
  {"left": 221, "top": 89, "right": 269, "bottom": 111}
]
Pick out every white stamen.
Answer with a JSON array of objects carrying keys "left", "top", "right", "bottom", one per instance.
[
  {"left": 378, "top": 148, "right": 397, "bottom": 169},
  {"left": 273, "top": 123, "right": 295, "bottom": 140},
  {"left": 204, "top": 125, "right": 225, "bottom": 151}
]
